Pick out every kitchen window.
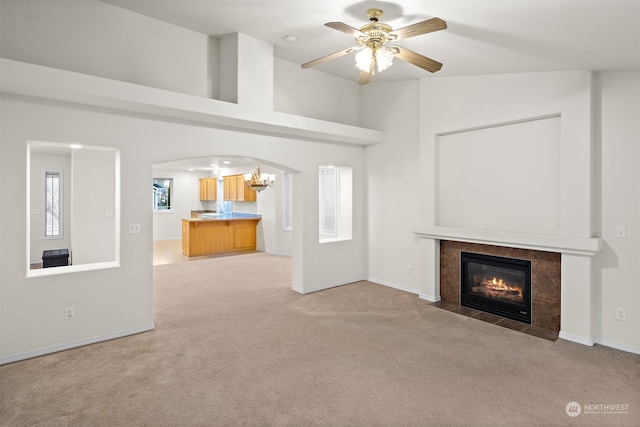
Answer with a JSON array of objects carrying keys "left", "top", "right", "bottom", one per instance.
[{"left": 153, "top": 178, "right": 173, "bottom": 211}]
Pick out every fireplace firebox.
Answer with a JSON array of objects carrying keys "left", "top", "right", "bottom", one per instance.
[{"left": 461, "top": 252, "right": 532, "bottom": 324}]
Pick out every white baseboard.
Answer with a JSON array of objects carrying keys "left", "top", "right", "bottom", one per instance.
[
  {"left": 292, "top": 277, "right": 366, "bottom": 295},
  {"left": 419, "top": 294, "right": 441, "bottom": 303},
  {"left": 0, "top": 323, "right": 155, "bottom": 365},
  {"left": 595, "top": 338, "right": 640, "bottom": 355},
  {"left": 558, "top": 331, "right": 595, "bottom": 347},
  {"left": 366, "top": 277, "right": 419, "bottom": 295}
]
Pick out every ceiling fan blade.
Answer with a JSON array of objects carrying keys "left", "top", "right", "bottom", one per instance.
[
  {"left": 358, "top": 56, "right": 376, "bottom": 85},
  {"left": 358, "top": 71, "right": 372, "bottom": 85},
  {"left": 393, "top": 46, "right": 443, "bottom": 73},
  {"left": 325, "top": 22, "right": 368, "bottom": 40},
  {"left": 301, "top": 46, "right": 357, "bottom": 69},
  {"left": 388, "top": 17, "right": 447, "bottom": 41}
]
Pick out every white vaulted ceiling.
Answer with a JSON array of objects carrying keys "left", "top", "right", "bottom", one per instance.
[{"left": 101, "top": 0, "right": 639, "bottom": 83}]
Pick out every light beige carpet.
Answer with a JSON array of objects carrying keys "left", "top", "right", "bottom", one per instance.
[{"left": 1, "top": 252, "right": 639, "bottom": 426}]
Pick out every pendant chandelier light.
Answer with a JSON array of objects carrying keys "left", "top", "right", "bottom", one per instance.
[{"left": 244, "top": 164, "right": 275, "bottom": 192}]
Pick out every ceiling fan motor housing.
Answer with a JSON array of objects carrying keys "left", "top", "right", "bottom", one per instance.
[
  {"left": 366, "top": 8, "right": 383, "bottom": 22},
  {"left": 357, "top": 9, "right": 392, "bottom": 49}
]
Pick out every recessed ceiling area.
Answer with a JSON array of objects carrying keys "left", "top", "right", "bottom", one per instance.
[
  {"left": 101, "top": 0, "right": 639, "bottom": 83},
  {"left": 153, "top": 156, "right": 260, "bottom": 172}
]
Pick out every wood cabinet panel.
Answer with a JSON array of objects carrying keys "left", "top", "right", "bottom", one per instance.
[
  {"left": 224, "top": 175, "right": 238, "bottom": 201},
  {"left": 182, "top": 218, "right": 260, "bottom": 257},
  {"left": 223, "top": 176, "right": 230, "bottom": 201},
  {"left": 223, "top": 174, "right": 256, "bottom": 201},
  {"left": 199, "top": 178, "right": 217, "bottom": 201},
  {"left": 234, "top": 226, "right": 257, "bottom": 249},
  {"left": 230, "top": 176, "right": 237, "bottom": 200},
  {"left": 235, "top": 175, "right": 257, "bottom": 201},
  {"left": 235, "top": 175, "right": 245, "bottom": 201}
]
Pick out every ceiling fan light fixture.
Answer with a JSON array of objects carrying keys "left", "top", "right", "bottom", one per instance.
[
  {"left": 376, "top": 47, "right": 394, "bottom": 72},
  {"left": 355, "top": 46, "right": 394, "bottom": 74},
  {"left": 355, "top": 47, "right": 373, "bottom": 72}
]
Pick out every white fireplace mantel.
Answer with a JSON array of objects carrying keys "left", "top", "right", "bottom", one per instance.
[
  {"left": 414, "top": 227, "right": 603, "bottom": 346},
  {"left": 413, "top": 226, "right": 603, "bottom": 256}
]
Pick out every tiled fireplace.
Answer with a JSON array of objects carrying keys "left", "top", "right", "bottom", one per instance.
[
  {"left": 413, "top": 227, "right": 601, "bottom": 345},
  {"left": 440, "top": 241, "right": 560, "bottom": 333}
]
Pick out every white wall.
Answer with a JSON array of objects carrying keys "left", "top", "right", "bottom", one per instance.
[
  {"left": 0, "top": 88, "right": 366, "bottom": 362},
  {"left": 70, "top": 148, "right": 117, "bottom": 265},
  {"left": 2, "top": 98, "right": 155, "bottom": 363},
  {"left": 0, "top": 0, "right": 212, "bottom": 97},
  {"left": 219, "top": 34, "right": 239, "bottom": 103},
  {"left": 0, "top": 0, "right": 367, "bottom": 362},
  {"left": 237, "top": 34, "right": 273, "bottom": 111},
  {"left": 420, "top": 71, "right": 593, "bottom": 238},
  {"left": 438, "top": 117, "right": 561, "bottom": 235},
  {"left": 363, "top": 71, "right": 639, "bottom": 352},
  {"left": 362, "top": 81, "right": 422, "bottom": 294},
  {"left": 416, "top": 71, "right": 599, "bottom": 345},
  {"left": 274, "top": 58, "right": 361, "bottom": 126},
  {"left": 594, "top": 72, "right": 640, "bottom": 351}
]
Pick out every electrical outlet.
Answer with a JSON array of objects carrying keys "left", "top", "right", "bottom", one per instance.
[
  {"left": 128, "top": 223, "right": 141, "bottom": 234},
  {"left": 616, "top": 308, "right": 626, "bottom": 321},
  {"left": 65, "top": 307, "right": 75, "bottom": 320},
  {"left": 337, "top": 261, "right": 342, "bottom": 269},
  {"left": 407, "top": 265, "right": 413, "bottom": 275}
]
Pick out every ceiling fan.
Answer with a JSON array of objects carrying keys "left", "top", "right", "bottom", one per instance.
[{"left": 301, "top": 9, "right": 447, "bottom": 85}]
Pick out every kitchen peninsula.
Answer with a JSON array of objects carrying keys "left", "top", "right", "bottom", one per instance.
[{"left": 181, "top": 213, "right": 261, "bottom": 257}]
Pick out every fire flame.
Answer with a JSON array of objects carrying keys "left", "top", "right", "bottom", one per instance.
[
  {"left": 488, "top": 277, "right": 508, "bottom": 290},
  {"left": 475, "top": 276, "right": 524, "bottom": 300}
]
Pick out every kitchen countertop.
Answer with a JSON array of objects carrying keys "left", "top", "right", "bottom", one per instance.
[{"left": 183, "top": 213, "right": 262, "bottom": 221}]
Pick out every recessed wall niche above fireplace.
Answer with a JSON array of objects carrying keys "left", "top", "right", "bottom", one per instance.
[{"left": 460, "top": 252, "right": 531, "bottom": 324}]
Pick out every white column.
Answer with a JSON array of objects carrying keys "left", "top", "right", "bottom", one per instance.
[
  {"left": 237, "top": 33, "right": 273, "bottom": 112},
  {"left": 418, "top": 238, "right": 440, "bottom": 302},
  {"left": 218, "top": 33, "right": 274, "bottom": 112},
  {"left": 558, "top": 254, "right": 595, "bottom": 345}
]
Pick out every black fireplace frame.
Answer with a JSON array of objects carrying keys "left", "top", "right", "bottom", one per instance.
[{"left": 460, "top": 251, "right": 532, "bottom": 324}]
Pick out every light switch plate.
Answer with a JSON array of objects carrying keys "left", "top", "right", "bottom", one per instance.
[{"left": 615, "top": 226, "right": 627, "bottom": 239}]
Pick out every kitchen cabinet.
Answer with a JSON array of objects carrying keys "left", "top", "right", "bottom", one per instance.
[
  {"left": 223, "top": 175, "right": 235, "bottom": 201},
  {"left": 181, "top": 216, "right": 261, "bottom": 256},
  {"left": 199, "top": 178, "right": 217, "bottom": 201},
  {"left": 236, "top": 175, "right": 257, "bottom": 202},
  {"left": 223, "top": 174, "right": 256, "bottom": 202}
]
